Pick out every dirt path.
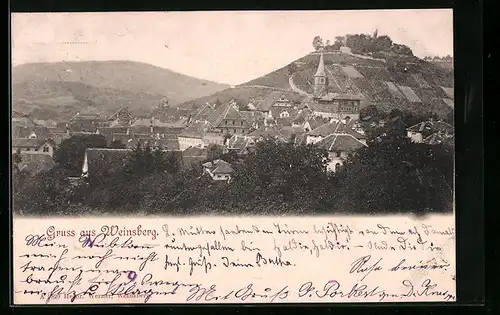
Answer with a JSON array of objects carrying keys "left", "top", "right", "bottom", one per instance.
[{"left": 288, "top": 73, "right": 312, "bottom": 97}]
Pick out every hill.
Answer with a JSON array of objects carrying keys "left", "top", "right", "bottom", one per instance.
[
  {"left": 180, "top": 50, "right": 454, "bottom": 119},
  {"left": 12, "top": 61, "right": 230, "bottom": 120}
]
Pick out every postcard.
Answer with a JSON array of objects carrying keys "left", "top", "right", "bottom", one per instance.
[{"left": 11, "top": 10, "right": 455, "bottom": 304}]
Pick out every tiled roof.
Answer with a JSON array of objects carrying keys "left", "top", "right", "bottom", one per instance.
[
  {"left": 202, "top": 159, "right": 233, "bottom": 174},
  {"left": 406, "top": 120, "right": 454, "bottom": 135},
  {"left": 248, "top": 126, "right": 287, "bottom": 141},
  {"left": 318, "top": 92, "right": 364, "bottom": 102},
  {"left": 292, "top": 109, "right": 313, "bottom": 124},
  {"left": 108, "top": 108, "right": 134, "bottom": 121},
  {"left": 279, "top": 126, "right": 306, "bottom": 139},
  {"left": 240, "top": 111, "right": 265, "bottom": 123},
  {"left": 308, "top": 120, "right": 352, "bottom": 136},
  {"left": 12, "top": 138, "right": 53, "bottom": 148},
  {"left": 207, "top": 101, "right": 247, "bottom": 127},
  {"left": 316, "top": 133, "right": 367, "bottom": 152},
  {"left": 191, "top": 103, "right": 215, "bottom": 122},
  {"left": 423, "top": 132, "right": 452, "bottom": 145},
  {"left": 179, "top": 121, "right": 211, "bottom": 139},
  {"left": 273, "top": 117, "right": 293, "bottom": 127},
  {"left": 71, "top": 112, "right": 103, "bottom": 121},
  {"left": 227, "top": 135, "right": 254, "bottom": 150},
  {"left": 309, "top": 102, "right": 339, "bottom": 114},
  {"left": 257, "top": 91, "right": 284, "bottom": 112},
  {"left": 307, "top": 119, "right": 366, "bottom": 140}
]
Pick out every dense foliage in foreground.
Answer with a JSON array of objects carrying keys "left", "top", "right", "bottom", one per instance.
[{"left": 12, "top": 116, "right": 453, "bottom": 216}]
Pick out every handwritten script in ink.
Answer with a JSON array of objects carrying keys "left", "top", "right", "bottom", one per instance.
[{"left": 13, "top": 216, "right": 456, "bottom": 304}]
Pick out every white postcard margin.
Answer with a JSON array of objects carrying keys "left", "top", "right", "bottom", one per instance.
[{"left": 13, "top": 214, "right": 456, "bottom": 304}]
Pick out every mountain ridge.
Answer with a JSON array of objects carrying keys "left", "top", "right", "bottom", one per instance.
[
  {"left": 179, "top": 50, "right": 454, "bottom": 119},
  {"left": 12, "top": 60, "right": 230, "bottom": 120}
]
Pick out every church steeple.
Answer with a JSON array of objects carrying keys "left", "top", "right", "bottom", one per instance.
[{"left": 313, "top": 50, "right": 327, "bottom": 97}]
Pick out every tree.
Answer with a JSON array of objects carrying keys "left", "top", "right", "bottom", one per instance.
[
  {"left": 12, "top": 148, "right": 22, "bottom": 174},
  {"left": 312, "top": 36, "right": 324, "bottom": 51},
  {"left": 373, "top": 35, "right": 393, "bottom": 51},
  {"left": 54, "top": 134, "right": 107, "bottom": 176},
  {"left": 228, "top": 139, "right": 330, "bottom": 209},
  {"left": 336, "top": 132, "right": 453, "bottom": 215},
  {"left": 206, "top": 144, "right": 224, "bottom": 161},
  {"left": 110, "top": 139, "right": 126, "bottom": 149},
  {"left": 390, "top": 43, "right": 414, "bottom": 56}
]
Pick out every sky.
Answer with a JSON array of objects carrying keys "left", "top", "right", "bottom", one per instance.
[{"left": 11, "top": 10, "right": 453, "bottom": 85}]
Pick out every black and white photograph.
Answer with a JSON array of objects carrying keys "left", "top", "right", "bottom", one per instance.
[
  {"left": 11, "top": 10, "right": 454, "bottom": 217},
  {"left": 11, "top": 10, "right": 458, "bottom": 305}
]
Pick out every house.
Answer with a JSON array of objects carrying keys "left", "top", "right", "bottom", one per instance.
[
  {"left": 178, "top": 121, "right": 211, "bottom": 150},
  {"left": 202, "top": 159, "right": 234, "bottom": 181},
  {"left": 107, "top": 108, "right": 135, "bottom": 127},
  {"left": 423, "top": 132, "right": 454, "bottom": 146},
  {"left": 305, "top": 119, "right": 366, "bottom": 145},
  {"left": 247, "top": 126, "right": 287, "bottom": 142},
  {"left": 203, "top": 131, "right": 226, "bottom": 147},
  {"left": 256, "top": 91, "right": 284, "bottom": 117},
  {"left": 302, "top": 117, "right": 328, "bottom": 132},
  {"left": 12, "top": 111, "right": 37, "bottom": 127},
  {"left": 82, "top": 148, "right": 131, "bottom": 178},
  {"left": 12, "top": 126, "right": 49, "bottom": 139},
  {"left": 315, "top": 133, "right": 367, "bottom": 172},
  {"left": 227, "top": 135, "right": 255, "bottom": 154},
  {"left": 69, "top": 112, "right": 104, "bottom": 133},
  {"left": 292, "top": 108, "right": 314, "bottom": 127},
  {"left": 308, "top": 93, "right": 362, "bottom": 120},
  {"left": 240, "top": 111, "right": 265, "bottom": 129},
  {"left": 182, "top": 146, "right": 208, "bottom": 168},
  {"left": 12, "top": 138, "right": 56, "bottom": 157},
  {"left": 206, "top": 100, "right": 250, "bottom": 135},
  {"left": 309, "top": 50, "right": 362, "bottom": 120},
  {"left": 190, "top": 103, "right": 216, "bottom": 123},
  {"left": 406, "top": 120, "right": 454, "bottom": 143},
  {"left": 278, "top": 125, "right": 307, "bottom": 142}
]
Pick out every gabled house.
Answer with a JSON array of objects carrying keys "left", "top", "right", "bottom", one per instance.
[
  {"left": 206, "top": 100, "right": 250, "bottom": 135},
  {"left": 190, "top": 103, "right": 216, "bottom": 123},
  {"left": 227, "top": 135, "right": 255, "bottom": 154},
  {"left": 406, "top": 119, "right": 454, "bottom": 143},
  {"left": 247, "top": 126, "right": 287, "bottom": 142},
  {"left": 202, "top": 159, "right": 234, "bottom": 181},
  {"left": 69, "top": 112, "right": 104, "bottom": 133},
  {"left": 423, "top": 132, "right": 454, "bottom": 146},
  {"left": 107, "top": 108, "right": 135, "bottom": 127},
  {"left": 178, "top": 121, "right": 211, "bottom": 150},
  {"left": 305, "top": 118, "right": 366, "bottom": 145},
  {"left": 315, "top": 133, "right": 368, "bottom": 172},
  {"left": 12, "top": 138, "right": 56, "bottom": 157},
  {"left": 308, "top": 93, "right": 362, "bottom": 120}
]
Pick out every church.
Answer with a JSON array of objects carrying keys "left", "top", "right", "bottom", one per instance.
[{"left": 306, "top": 51, "right": 363, "bottom": 121}]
